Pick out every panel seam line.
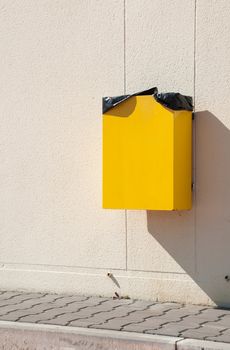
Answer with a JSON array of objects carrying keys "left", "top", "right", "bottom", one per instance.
[
  {"left": 124, "top": 0, "right": 128, "bottom": 271},
  {"left": 194, "top": 0, "right": 197, "bottom": 275}
]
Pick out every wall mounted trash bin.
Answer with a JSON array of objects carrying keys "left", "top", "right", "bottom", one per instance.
[{"left": 102, "top": 90, "right": 192, "bottom": 210}]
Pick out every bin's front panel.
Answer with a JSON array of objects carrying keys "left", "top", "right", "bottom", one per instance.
[{"left": 103, "top": 96, "right": 174, "bottom": 210}]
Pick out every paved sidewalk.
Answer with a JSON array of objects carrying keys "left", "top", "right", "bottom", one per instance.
[{"left": 0, "top": 290, "right": 230, "bottom": 344}]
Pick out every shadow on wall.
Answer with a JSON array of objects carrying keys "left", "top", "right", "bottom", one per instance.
[{"left": 147, "top": 111, "right": 230, "bottom": 308}]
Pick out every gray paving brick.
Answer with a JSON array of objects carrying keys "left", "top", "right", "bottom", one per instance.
[
  {"left": 204, "top": 321, "right": 230, "bottom": 330},
  {"left": 38, "top": 310, "right": 96, "bottom": 325},
  {"left": 206, "top": 334, "right": 230, "bottom": 343},
  {"left": 45, "top": 295, "right": 88, "bottom": 305},
  {"left": 126, "top": 308, "right": 171, "bottom": 319},
  {"left": 122, "top": 323, "right": 154, "bottom": 332},
  {"left": 79, "top": 297, "right": 120, "bottom": 307},
  {"left": 179, "top": 329, "right": 207, "bottom": 340},
  {"left": 0, "top": 292, "right": 25, "bottom": 300},
  {"left": 0, "top": 293, "right": 46, "bottom": 307},
  {"left": 0, "top": 296, "right": 62, "bottom": 316},
  {"left": 0, "top": 290, "right": 229, "bottom": 345},
  {"left": 62, "top": 309, "right": 128, "bottom": 327},
  {"left": 0, "top": 295, "right": 90, "bottom": 319},
  {"left": 91, "top": 314, "right": 143, "bottom": 326},
  {"left": 181, "top": 325, "right": 225, "bottom": 339},
  {"left": 212, "top": 315, "right": 230, "bottom": 327},
  {"left": 92, "top": 306, "right": 129, "bottom": 318},
  {"left": 61, "top": 319, "right": 96, "bottom": 328},
  {"left": 148, "top": 303, "right": 181, "bottom": 312},
  {"left": 107, "top": 299, "right": 135, "bottom": 306},
  {"left": 45, "top": 310, "right": 113, "bottom": 327},
  {"left": 218, "top": 328, "right": 230, "bottom": 335},
  {"left": 165, "top": 320, "right": 203, "bottom": 329},
  {"left": 213, "top": 308, "right": 230, "bottom": 315},
  {"left": 19, "top": 310, "right": 76, "bottom": 323},
  {"left": 83, "top": 297, "right": 108, "bottom": 303},
  {"left": 83, "top": 314, "right": 119, "bottom": 326},
  {"left": 106, "top": 311, "right": 149, "bottom": 324},
  {"left": 123, "top": 319, "right": 168, "bottom": 332},
  {"left": 128, "top": 300, "right": 156, "bottom": 310},
  {"left": 18, "top": 299, "right": 106, "bottom": 323},
  {"left": 0, "top": 303, "right": 39, "bottom": 316},
  {"left": 0, "top": 301, "right": 67, "bottom": 321},
  {"left": 162, "top": 306, "right": 206, "bottom": 319},
  {"left": 40, "top": 310, "right": 109, "bottom": 326},
  {"left": 66, "top": 308, "right": 131, "bottom": 327},
  {"left": 64, "top": 301, "right": 111, "bottom": 314},
  {"left": 93, "top": 316, "right": 134, "bottom": 330},
  {"left": 146, "top": 328, "right": 182, "bottom": 337},
  {"left": 199, "top": 308, "right": 230, "bottom": 318},
  {"left": 38, "top": 312, "right": 83, "bottom": 326},
  {"left": 180, "top": 305, "right": 208, "bottom": 313},
  {"left": 184, "top": 313, "right": 221, "bottom": 324},
  {"left": 89, "top": 318, "right": 128, "bottom": 331},
  {"left": 148, "top": 315, "right": 184, "bottom": 324},
  {"left": 199, "top": 324, "right": 226, "bottom": 334},
  {"left": 145, "top": 322, "right": 200, "bottom": 336}
]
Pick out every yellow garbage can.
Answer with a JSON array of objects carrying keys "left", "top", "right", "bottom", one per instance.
[{"left": 102, "top": 89, "right": 192, "bottom": 210}]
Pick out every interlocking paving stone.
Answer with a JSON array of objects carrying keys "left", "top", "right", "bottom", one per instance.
[
  {"left": 0, "top": 291, "right": 35, "bottom": 301},
  {"left": 217, "top": 328, "right": 230, "bottom": 335},
  {"left": 0, "top": 294, "right": 76, "bottom": 316},
  {"left": 140, "top": 315, "right": 184, "bottom": 323},
  {"left": 0, "top": 291, "right": 230, "bottom": 343},
  {"left": 160, "top": 306, "right": 206, "bottom": 318},
  {"left": 127, "top": 300, "right": 156, "bottom": 310},
  {"left": 39, "top": 313, "right": 87, "bottom": 326},
  {"left": 68, "top": 307, "right": 131, "bottom": 327},
  {"left": 67, "top": 307, "right": 146, "bottom": 327},
  {"left": 0, "top": 293, "right": 46, "bottom": 307},
  {"left": 0, "top": 301, "right": 87, "bottom": 322},
  {"left": 88, "top": 318, "right": 131, "bottom": 331},
  {"left": 184, "top": 313, "right": 221, "bottom": 323},
  {"left": 146, "top": 327, "right": 186, "bottom": 337},
  {"left": 18, "top": 302, "right": 103, "bottom": 323},
  {"left": 208, "top": 315, "right": 230, "bottom": 327},
  {"left": 122, "top": 324, "right": 158, "bottom": 333},
  {"left": 37, "top": 306, "right": 124, "bottom": 326},
  {"left": 181, "top": 325, "right": 226, "bottom": 339},
  {"left": 148, "top": 303, "right": 182, "bottom": 311},
  {"left": 146, "top": 322, "right": 200, "bottom": 335},
  {"left": 123, "top": 318, "right": 174, "bottom": 332},
  {"left": 206, "top": 335, "right": 230, "bottom": 343}
]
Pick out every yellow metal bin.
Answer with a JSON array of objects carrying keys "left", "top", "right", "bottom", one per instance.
[{"left": 102, "top": 91, "right": 192, "bottom": 210}]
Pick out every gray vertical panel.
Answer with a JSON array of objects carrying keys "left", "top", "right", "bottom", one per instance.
[
  {"left": 125, "top": 1, "right": 196, "bottom": 275},
  {"left": 196, "top": 0, "right": 230, "bottom": 306},
  {"left": 0, "top": 0, "right": 126, "bottom": 269},
  {"left": 125, "top": 0, "right": 194, "bottom": 94}
]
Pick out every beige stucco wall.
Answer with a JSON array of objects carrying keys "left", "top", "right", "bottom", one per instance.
[{"left": 0, "top": 0, "right": 229, "bottom": 306}]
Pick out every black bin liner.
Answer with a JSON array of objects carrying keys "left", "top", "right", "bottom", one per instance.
[{"left": 103, "top": 87, "right": 193, "bottom": 113}]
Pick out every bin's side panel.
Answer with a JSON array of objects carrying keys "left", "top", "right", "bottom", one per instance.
[
  {"left": 103, "top": 96, "right": 174, "bottom": 210},
  {"left": 173, "top": 111, "right": 192, "bottom": 210}
]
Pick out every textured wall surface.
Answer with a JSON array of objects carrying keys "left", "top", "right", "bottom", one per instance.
[{"left": 0, "top": 0, "right": 229, "bottom": 306}]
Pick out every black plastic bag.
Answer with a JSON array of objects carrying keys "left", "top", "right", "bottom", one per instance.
[{"left": 103, "top": 87, "right": 193, "bottom": 113}]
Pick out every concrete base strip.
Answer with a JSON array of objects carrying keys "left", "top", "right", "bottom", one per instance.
[
  {"left": 177, "top": 338, "right": 230, "bottom": 350},
  {"left": 0, "top": 321, "right": 228, "bottom": 350}
]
